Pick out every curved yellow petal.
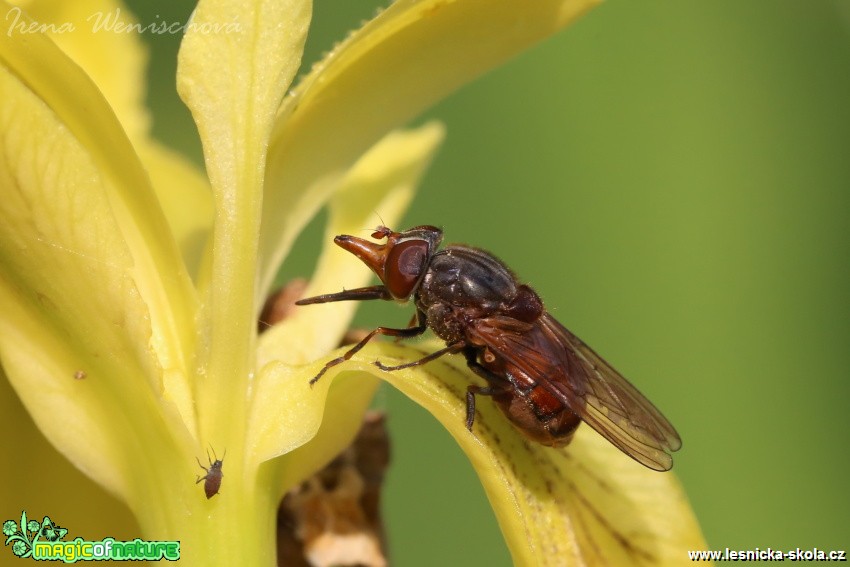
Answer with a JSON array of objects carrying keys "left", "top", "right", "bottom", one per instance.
[
  {"left": 11, "top": 1, "right": 215, "bottom": 265},
  {"left": 248, "top": 361, "right": 379, "bottom": 464},
  {"left": 176, "top": 0, "right": 312, "bottom": 439},
  {"left": 177, "top": 0, "right": 310, "bottom": 202},
  {"left": 139, "top": 143, "right": 213, "bottom": 279},
  {"left": 0, "top": 371, "right": 141, "bottom": 539},
  {"left": 258, "top": 0, "right": 600, "bottom": 294},
  {"left": 0, "top": 294, "right": 184, "bottom": 498},
  {"left": 318, "top": 340, "right": 708, "bottom": 565},
  {"left": 0, "top": 62, "right": 155, "bottom": 393},
  {"left": 11, "top": 0, "right": 151, "bottom": 141},
  {"left": 0, "top": 1, "right": 198, "bottom": 387},
  {"left": 0, "top": 62, "right": 193, "bottom": 495},
  {"left": 270, "top": 370, "right": 380, "bottom": 497}
]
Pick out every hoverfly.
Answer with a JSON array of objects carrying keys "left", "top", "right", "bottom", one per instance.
[{"left": 297, "top": 225, "right": 681, "bottom": 471}]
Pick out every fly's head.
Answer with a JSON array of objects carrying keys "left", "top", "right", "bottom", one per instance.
[{"left": 335, "top": 225, "right": 443, "bottom": 301}]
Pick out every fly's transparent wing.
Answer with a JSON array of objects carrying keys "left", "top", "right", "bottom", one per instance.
[{"left": 469, "top": 314, "right": 681, "bottom": 471}]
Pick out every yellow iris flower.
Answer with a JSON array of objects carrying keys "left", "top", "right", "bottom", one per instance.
[{"left": 0, "top": 0, "right": 707, "bottom": 564}]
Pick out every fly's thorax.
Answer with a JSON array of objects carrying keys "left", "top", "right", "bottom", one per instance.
[{"left": 418, "top": 246, "right": 521, "bottom": 313}]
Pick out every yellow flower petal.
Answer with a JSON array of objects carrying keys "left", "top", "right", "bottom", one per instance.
[
  {"left": 0, "top": 62, "right": 157, "bottom": 394},
  {"left": 10, "top": 1, "right": 216, "bottom": 267},
  {"left": 248, "top": 362, "right": 378, "bottom": 466},
  {"left": 138, "top": 143, "right": 213, "bottom": 279},
  {"left": 0, "top": 299, "right": 180, "bottom": 498},
  {"left": 250, "top": 122, "right": 443, "bottom": 465},
  {"left": 0, "top": 1, "right": 198, "bottom": 386},
  {"left": 258, "top": 0, "right": 600, "bottom": 293},
  {"left": 176, "top": 0, "right": 311, "bottom": 437},
  {"left": 0, "top": 370, "right": 140, "bottom": 540},
  {"left": 325, "top": 340, "right": 709, "bottom": 565},
  {"left": 271, "top": 370, "right": 380, "bottom": 496},
  {"left": 0, "top": 61, "right": 195, "bottom": 495},
  {"left": 10, "top": 0, "right": 151, "bottom": 141}
]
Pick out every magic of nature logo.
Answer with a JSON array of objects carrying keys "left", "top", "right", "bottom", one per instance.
[{"left": 3, "top": 511, "right": 180, "bottom": 562}]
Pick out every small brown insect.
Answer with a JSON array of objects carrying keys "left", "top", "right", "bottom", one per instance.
[
  {"left": 196, "top": 447, "right": 225, "bottom": 499},
  {"left": 296, "top": 225, "right": 682, "bottom": 471}
]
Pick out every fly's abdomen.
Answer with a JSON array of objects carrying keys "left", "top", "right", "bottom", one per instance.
[{"left": 491, "top": 361, "right": 582, "bottom": 447}]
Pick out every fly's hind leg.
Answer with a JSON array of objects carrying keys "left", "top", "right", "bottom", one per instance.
[
  {"left": 462, "top": 348, "right": 511, "bottom": 432},
  {"left": 465, "top": 384, "right": 499, "bottom": 431},
  {"left": 374, "top": 341, "right": 464, "bottom": 371}
]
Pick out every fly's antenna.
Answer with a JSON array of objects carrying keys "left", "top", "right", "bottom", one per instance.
[{"left": 362, "top": 212, "right": 389, "bottom": 234}]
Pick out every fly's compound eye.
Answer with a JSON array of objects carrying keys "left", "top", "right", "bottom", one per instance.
[{"left": 384, "top": 239, "right": 429, "bottom": 299}]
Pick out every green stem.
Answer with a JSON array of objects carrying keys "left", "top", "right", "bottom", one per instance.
[
  {"left": 132, "top": 461, "right": 277, "bottom": 565},
  {"left": 201, "top": 148, "right": 264, "bottom": 445}
]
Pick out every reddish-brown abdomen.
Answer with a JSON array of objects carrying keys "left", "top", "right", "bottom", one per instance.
[{"left": 490, "top": 359, "right": 581, "bottom": 446}]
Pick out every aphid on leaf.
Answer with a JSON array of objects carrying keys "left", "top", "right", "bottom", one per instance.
[
  {"left": 296, "top": 225, "right": 682, "bottom": 471},
  {"left": 196, "top": 447, "right": 225, "bottom": 499}
]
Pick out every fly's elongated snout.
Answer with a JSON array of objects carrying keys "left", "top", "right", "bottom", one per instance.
[{"left": 334, "top": 235, "right": 389, "bottom": 282}]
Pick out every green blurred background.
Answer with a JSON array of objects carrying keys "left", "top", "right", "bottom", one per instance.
[{"left": 7, "top": 0, "right": 850, "bottom": 564}]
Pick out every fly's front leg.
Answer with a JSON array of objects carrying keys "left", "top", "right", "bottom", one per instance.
[
  {"left": 394, "top": 312, "right": 421, "bottom": 343},
  {"left": 309, "top": 316, "right": 427, "bottom": 385},
  {"left": 296, "top": 285, "right": 391, "bottom": 306}
]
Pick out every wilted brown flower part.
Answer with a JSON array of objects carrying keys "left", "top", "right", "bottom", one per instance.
[
  {"left": 277, "top": 412, "right": 391, "bottom": 567},
  {"left": 259, "top": 278, "right": 310, "bottom": 332}
]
